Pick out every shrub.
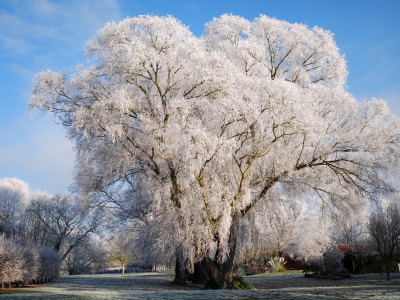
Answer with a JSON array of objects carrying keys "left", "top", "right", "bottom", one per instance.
[
  {"left": 322, "top": 251, "right": 346, "bottom": 276},
  {"left": 231, "top": 275, "right": 255, "bottom": 290},
  {"left": 21, "top": 245, "right": 40, "bottom": 284},
  {"left": 0, "top": 236, "right": 26, "bottom": 286},
  {"left": 38, "top": 247, "right": 61, "bottom": 280},
  {"left": 301, "top": 259, "right": 323, "bottom": 274},
  {"left": 302, "top": 251, "right": 348, "bottom": 277}
]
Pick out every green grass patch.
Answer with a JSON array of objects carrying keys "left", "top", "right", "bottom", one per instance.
[{"left": 231, "top": 275, "right": 256, "bottom": 290}]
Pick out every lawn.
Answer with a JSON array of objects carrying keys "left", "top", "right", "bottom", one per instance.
[{"left": 0, "top": 272, "right": 399, "bottom": 299}]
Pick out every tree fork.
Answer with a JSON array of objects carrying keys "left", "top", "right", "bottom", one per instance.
[{"left": 201, "top": 257, "right": 225, "bottom": 287}]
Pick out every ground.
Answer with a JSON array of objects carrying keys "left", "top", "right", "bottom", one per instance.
[{"left": 0, "top": 272, "right": 399, "bottom": 299}]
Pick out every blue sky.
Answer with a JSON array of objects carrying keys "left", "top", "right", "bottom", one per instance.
[{"left": 0, "top": 0, "right": 399, "bottom": 194}]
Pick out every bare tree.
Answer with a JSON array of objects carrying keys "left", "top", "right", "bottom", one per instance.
[
  {"left": 64, "top": 236, "right": 108, "bottom": 275},
  {"left": 26, "top": 193, "right": 104, "bottom": 261},
  {"left": 333, "top": 214, "right": 369, "bottom": 274},
  {"left": 108, "top": 234, "right": 139, "bottom": 275},
  {"left": 368, "top": 202, "right": 400, "bottom": 281}
]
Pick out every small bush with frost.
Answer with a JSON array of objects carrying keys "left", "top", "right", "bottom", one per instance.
[{"left": 21, "top": 244, "right": 40, "bottom": 284}]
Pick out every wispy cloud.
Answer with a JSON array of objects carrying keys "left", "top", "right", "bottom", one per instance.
[
  {"left": 0, "top": 0, "right": 123, "bottom": 194},
  {"left": 0, "top": 116, "right": 75, "bottom": 194},
  {"left": 0, "top": 0, "right": 122, "bottom": 59}
]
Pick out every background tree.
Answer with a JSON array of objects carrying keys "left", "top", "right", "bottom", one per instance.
[
  {"left": 25, "top": 193, "right": 104, "bottom": 261},
  {"left": 63, "top": 235, "right": 108, "bottom": 275},
  {"left": 332, "top": 213, "right": 369, "bottom": 273},
  {"left": 0, "top": 178, "right": 29, "bottom": 238},
  {"left": 108, "top": 234, "right": 140, "bottom": 275},
  {"left": 236, "top": 189, "right": 305, "bottom": 273},
  {"left": 90, "top": 172, "right": 175, "bottom": 272},
  {"left": 368, "top": 201, "right": 400, "bottom": 281},
  {"left": 237, "top": 192, "right": 335, "bottom": 274}
]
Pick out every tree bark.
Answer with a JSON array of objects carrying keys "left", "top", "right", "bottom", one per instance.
[
  {"left": 221, "top": 212, "right": 240, "bottom": 287},
  {"left": 174, "top": 252, "right": 188, "bottom": 285},
  {"left": 201, "top": 257, "right": 225, "bottom": 287},
  {"left": 192, "top": 262, "right": 210, "bottom": 284},
  {"left": 221, "top": 237, "right": 237, "bottom": 287}
]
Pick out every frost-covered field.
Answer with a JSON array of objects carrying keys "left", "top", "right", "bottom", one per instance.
[{"left": 1, "top": 272, "right": 400, "bottom": 299}]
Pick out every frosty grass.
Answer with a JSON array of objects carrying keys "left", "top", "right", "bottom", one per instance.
[{"left": 1, "top": 272, "right": 399, "bottom": 299}]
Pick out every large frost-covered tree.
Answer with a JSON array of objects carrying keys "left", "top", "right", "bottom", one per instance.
[{"left": 29, "top": 14, "right": 400, "bottom": 287}]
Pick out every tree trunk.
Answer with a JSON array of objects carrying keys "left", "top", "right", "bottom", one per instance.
[
  {"left": 192, "top": 212, "right": 240, "bottom": 288},
  {"left": 192, "top": 262, "right": 209, "bottom": 284},
  {"left": 174, "top": 213, "right": 241, "bottom": 288},
  {"left": 221, "top": 236, "right": 237, "bottom": 287},
  {"left": 221, "top": 212, "right": 240, "bottom": 288},
  {"left": 122, "top": 262, "right": 125, "bottom": 275},
  {"left": 201, "top": 256, "right": 225, "bottom": 287},
  {"left": 174, "top": 256, "right": 188, "bottom": 285},
  {"left": 174, "top": 246, "right": 190, "bottom": 285},
  {"left": 55, "top": 242, "right": 61, "bottom": 253},
  {"left": 386, "top": 263, "right": 391, "bottom": 281}
]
